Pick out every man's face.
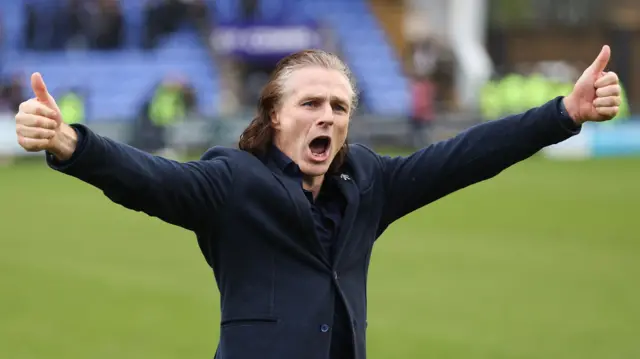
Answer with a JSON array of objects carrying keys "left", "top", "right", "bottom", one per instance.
[{"left": 272, "top": 66, "right": 352, "bottom": 177}]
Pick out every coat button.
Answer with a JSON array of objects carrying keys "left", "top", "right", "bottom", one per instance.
[
  {"left": 333, "top": 271, "right": 339, "bottom": 280},
  {"left": 320, "top": 324, "right": 330, "bottom": 332}
]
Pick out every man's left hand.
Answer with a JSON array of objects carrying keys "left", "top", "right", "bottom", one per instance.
[{"left": 563, "top": 45, "right": 622, "bottom": 125}]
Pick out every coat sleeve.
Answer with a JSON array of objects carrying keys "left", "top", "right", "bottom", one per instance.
[
  {"left": 376, "top": 96, "right": 580, "bottom": 229},
  {"left": 46, "top": 124, "right": 234, "bottom": 231}
]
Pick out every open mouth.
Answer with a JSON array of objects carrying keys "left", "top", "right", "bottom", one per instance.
[{"left": 308, "top": 136, "right": 331, "bottom": 160}]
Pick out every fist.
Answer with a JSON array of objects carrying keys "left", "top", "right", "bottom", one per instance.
[
  {"left": 15, "top": 73, "right": 63, "bottom": 152},
  {"left": 564, "top": 45, "right": 622, "bottom": 125}
]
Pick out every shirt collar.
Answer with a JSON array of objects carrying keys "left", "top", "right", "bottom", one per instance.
[
  {"left": 270, "top": 145, "right": 302, "bottom": 177},
  {"left": 269, "top": 146, "right": 342, "bottom": 191}
]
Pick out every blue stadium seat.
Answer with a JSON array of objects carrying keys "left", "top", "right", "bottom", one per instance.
[
  {"left": 211, "top": 0, "right": 239, "bottom": 23},
  {"left": 259, "top": 0, "right": 286, "bottom": 22},
  {"left": 0, "top": 0, "right": 406, "bottom": 119},
  {"left": 291, "top": 0, "right": 410, "bottom": 116},
  {"left": 0, "top": 3, "right": 221, "bottom": 122}
]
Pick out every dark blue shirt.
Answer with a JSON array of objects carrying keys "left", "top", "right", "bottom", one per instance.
[{"left": 269, "top": 146, "right": 353, "bottom": 359}]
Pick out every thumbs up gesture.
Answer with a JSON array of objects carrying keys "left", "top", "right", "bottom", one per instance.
[
  {"left": 563, "top": 45, "right": 622, "bottom": 125},
  {"left": 15, "top": 73, "right": 77, "bottom": 160}
]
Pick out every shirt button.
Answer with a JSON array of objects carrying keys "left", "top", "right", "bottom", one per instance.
[{"left": 320, "top": 324, "right": 330, "bottom": 332}]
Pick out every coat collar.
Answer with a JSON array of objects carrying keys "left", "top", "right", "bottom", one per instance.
[{"left": 264, "top": 145, "right": 361, "bottom": 267}]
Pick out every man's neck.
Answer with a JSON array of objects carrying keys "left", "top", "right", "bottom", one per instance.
[{"left": 303, "top": 175, "right": 324, "bottom": 200}]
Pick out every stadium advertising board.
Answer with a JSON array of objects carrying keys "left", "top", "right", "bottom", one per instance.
[
  {"left": 0, "top": 116, "right": 31, "bottom": 157},
  {"left": 542, "top": 121, "right": 640, "bottom": 159},
  {"left": 210, "top": 20, "right": 322, "bottom": 60},
  {"left": 3, "top": 113, "right": 640, "bottom": 160}
]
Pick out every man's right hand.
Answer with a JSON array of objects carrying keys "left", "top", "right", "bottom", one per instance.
[{"left": 15, "top": 72, "right": 78, "bottom": 161}]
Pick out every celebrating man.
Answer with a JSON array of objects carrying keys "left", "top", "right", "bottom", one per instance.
[{"left": 14, "top": 47, "right": 620, "bottom": 359}]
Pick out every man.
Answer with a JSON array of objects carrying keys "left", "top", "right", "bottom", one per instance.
[
  {"left": 56, "top": 87, "right": 85, "bottom": 125},
  {"left": 14, "top": 47, "right": 621, "bottom": 359},
  {"left": 409, "top": 73, "right": 436, "bottom": 148},
  {"left": 133, "top": 74, "right": 194, "bottom": 154}
]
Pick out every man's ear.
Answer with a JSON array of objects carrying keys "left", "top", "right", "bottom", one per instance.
[{"left": 270, "top": 110, "right": 280, "bottom": 130}]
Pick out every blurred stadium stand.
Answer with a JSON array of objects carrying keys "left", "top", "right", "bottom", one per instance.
[
  {"left": 0, "top": 0, "right": 639, "bottom": 159},
  {"left": 307, "top": 0, "right": 410, "bottom": 115},
  {"left": 1, "top": 1, "right": 220, "bottom": 121},
  {"left": 0, "top": 0, "right": 409, "bottom": 121},
  {"left": 214, "top": 0, "right": 410, "bottom": 116}
]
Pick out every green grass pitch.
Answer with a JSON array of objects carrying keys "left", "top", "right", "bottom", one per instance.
[{"left": 1, "top": 155, "right": 639, "bottom": 359}]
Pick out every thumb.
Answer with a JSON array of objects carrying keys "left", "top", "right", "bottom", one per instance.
[
  {"left": 30, "top": 72, "right": 61, "bottom": 122},
  {"left": 589, "top": 45, "right": 611, "bottom": 74},
  {"left": 31, "top": 72, "right": 54, "bottom": 104}
]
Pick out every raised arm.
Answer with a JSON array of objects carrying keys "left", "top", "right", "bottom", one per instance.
[
  {"left": 377, "top": 45, "right": 621, "bottom": 230},
  {"left": 15, "top": 73, "right": 232, "bottom": 232},
  {"left": 377, "top": 97, "right": 577, "bottom": 228}
]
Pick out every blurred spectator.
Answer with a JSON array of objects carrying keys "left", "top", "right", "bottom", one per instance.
[
  {"left": 241, "top": 0, "right": 259, "bottom": 21},
  {"left": 24, "top": 3, "right": 35, "bottom": 49},
  {"left": 243, "top": 66, "right": 271, "bottom": 107},
  {"left": 132, "top": 74, "right": 197, "bottom": 153},
  {"left": 0, "top": 74, "right": 25, "bottom": 114},
  {"left": 57, "top": 0, "right": 92, "bottom": 50},
  {"left": 57, "top": 88, "right": 86, "bottom": 124},
  {"left": 409, "top": 74, "right": 436, "bottom": 148},
  {"left": 24, "top": 0, "right": 57, "bottom": 50},
  {"left": 89, "top": 0, "right": 124, "bottom": 50},
  {"left": 26, "top": 0, "right": 123, "bottom": 51},
  {"left": 143, "top": 0, "right": 210, "bottom": 49},
  {"left": 405, "top": 36, "right": 455, "bottom": 110},
  {"left": 407, "top": 38, "right": 439, "bottom": 78},
  {"left": 0, "top": 11, "right": 4, "bottom": 49},
  {"left": 148, "top": 74, "right": 196, "bottom": 125}
]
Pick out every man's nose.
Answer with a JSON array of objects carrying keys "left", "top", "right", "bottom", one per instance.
[{"left": 317, "top": 103, "right": 335, "bottom": 127}]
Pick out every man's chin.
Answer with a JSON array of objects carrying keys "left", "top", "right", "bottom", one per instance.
[{"left": 299, "top": 160, "right": 331, "bottom": 178}]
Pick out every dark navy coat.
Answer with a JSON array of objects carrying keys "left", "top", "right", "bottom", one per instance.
[{"left": 46, "top": 97, "right": 579, "bottom": 359}]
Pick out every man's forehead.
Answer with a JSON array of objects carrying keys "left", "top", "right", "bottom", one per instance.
[
  {"left": 284, "top": 68, "right": 352, "bottom": 101},
  {"left": 293, "top": 87, "right": 350, "bottom": 102}
]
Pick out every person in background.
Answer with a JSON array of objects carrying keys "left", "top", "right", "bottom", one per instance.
[
  {"left": 0, "top": 73, "right": 24, "bottom": 166},
  {"left": 24, "top": 0, "right": 58, "bottom": 50},
  {"left": 0, "top": 73, "right": 25, "bottom": 114},
  {"left": 142, "top": 0, "right": 209, "bottom": 49},
  {"left": 90, "top": 0, "right": 124, "bottom": 50},
  {"left": 132, "top": 74, "right": 196, "bottom": 155},
  {"left": 241, "top": 0, "right": 259, "bottom": 20},
  {"left": 58, "top": 0, "right": 91, "bottom": 49},
  {"left": 147, "top": 74, "right": 193, "bottom": 128},
  {"left": 409, "top": 73, "right": 436, "bottom": 148},
  {"left": 56, "top": 88, "right": 86, "bottom": 125}
]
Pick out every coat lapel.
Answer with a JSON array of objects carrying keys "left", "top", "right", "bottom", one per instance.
[
  {"left": 332, "top": 170, "right": 360, "bottom": 267},
  {"left": 267, "top": 159, "right": 330, "bottom": 267}
]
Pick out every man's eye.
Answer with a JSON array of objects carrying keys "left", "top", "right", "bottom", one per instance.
[
  {"left": 333, "top": 104, "right": 346, "bottom": 112},
  {"left": 302, "top": 101, "right": 315, "bottom": 107}
]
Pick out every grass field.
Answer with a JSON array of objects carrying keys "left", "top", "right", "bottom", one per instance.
[{"left": 1, "top": 155, "right": 639, "bottom": 359}]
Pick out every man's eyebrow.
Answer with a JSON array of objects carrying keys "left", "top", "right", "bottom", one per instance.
[
  {"left": 330, "top": 96, "right": 350, "bottom": 108},
  {"left": 299, "top": 94, "right": 350, "bottom": 108}
]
